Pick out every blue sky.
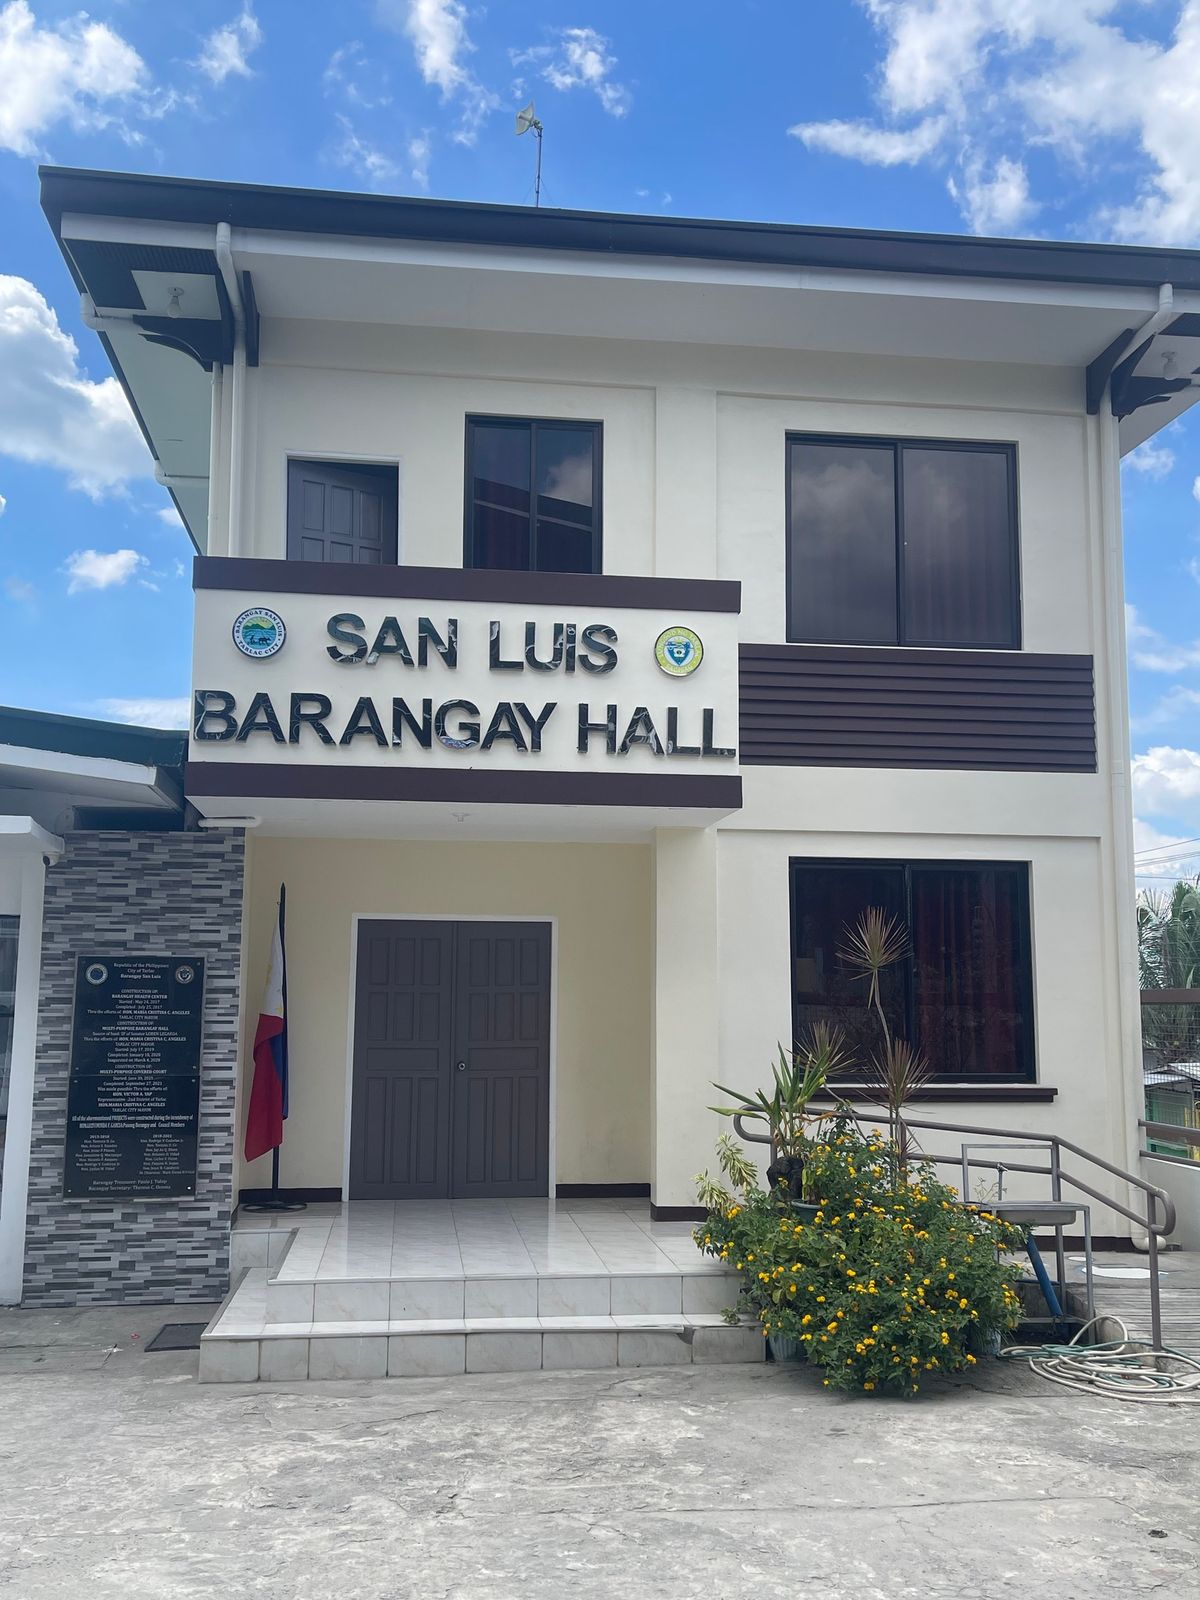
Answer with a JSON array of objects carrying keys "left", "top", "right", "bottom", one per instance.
[{"left": 2, "top": 0, "right": 1200, "bottom": 878}]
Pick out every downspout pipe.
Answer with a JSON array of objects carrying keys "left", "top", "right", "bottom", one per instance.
[
  {"left": 214, "top": 223, "right": 247, "bottom": 558},
  {"left": 1098, "top": 292, "right": 1172, "bottom": 1232}
]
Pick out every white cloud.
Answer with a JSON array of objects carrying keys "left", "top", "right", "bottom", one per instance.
[
  {"left": 4, "top": 575, "right": 34, "bottom": 603},
  {"left": 157, "top": 505, "right": 183, "bottom": 527},
  {"left": 0, "top": 276, "right": 152, "bottom": 497},
  {"left": 0, "top": 0, "right": 147, "bottom": 157},
  {"left": 513, "top": 27, "right": 630, "bottom": 118},
  {"left": 0, "top": 491, "right": 6, "bottom": 517},
  {"left": 384, "top": 0, "right": 498, "bottom": 144},
  {"left": 94, "top": 697, "right": 190, "bottom": 729},
  {"left": 1133, "top": 816, "right": 1200, "bottom": 881},
  {"left": 332, "top": 115, "right": 400, "bottom": 187},
  {"left": 324, "top": 42, "right": 391, "bottom": 110},
  {"left": 408, "top": 133, "right": 432, "bottom": 190},
  {"left": 1134, "top": 685, "right": 1200, "bottom": 730},
  {"left": 195, "top": 7, "right": 262, "bottom": 85},
  {"left": 1125, "top": 605, "right": 1200, "bottom": 673},
  {"left": 789, "top": 115, "right": 945, "bottom": 167},
  {"left": 1132, "top": 745, "right": 1200, "bottom": 826},
  {"left": 790, "top": 1, "right": 1200, "bottom": 244},
  {"left": 1123, "top": 438, "right": 1176, "bottom": 478},
  {"left": 947, "top": 154, "right": 1036, "bottom": 234},
  {"left": 63, "top": 549, "right": 147, "bottom": 594},
  {"left": 1192, "top": 474, "right": 1200, "bottom": 501}
]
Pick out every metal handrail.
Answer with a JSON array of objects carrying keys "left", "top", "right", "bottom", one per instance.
[
  {"left": 731, "top": 1106, "right": 1176, "bottom": 1348},
  {"left": 1140, "top": 1118, "right": 1200, "bottom": 1151}
]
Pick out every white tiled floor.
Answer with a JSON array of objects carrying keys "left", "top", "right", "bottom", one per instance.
[{"left": 239, "top": 1198, "right": 721, "bottom": 1283}]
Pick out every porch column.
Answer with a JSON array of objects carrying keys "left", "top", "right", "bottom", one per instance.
[
  {"left": 651, "top": 826, "right": 721, "bottom": 1212},
  {"left": 0, "top": 820, "right": 62, "bottom": 1304}
]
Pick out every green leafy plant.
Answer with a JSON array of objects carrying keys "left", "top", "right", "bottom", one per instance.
[
  {"left": 710, "top": 1023, "right": 850, "bottom": 1198},
  {"left": 694, "top": 1120, "right": 1024, "bottom": 1395}
]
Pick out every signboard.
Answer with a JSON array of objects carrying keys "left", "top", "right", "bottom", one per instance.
[
  {"left": 190, "top": 589, "right": 740, "bottom": 776},
  {"left": 63, "top": 956, "right": 205, "bottom": 1199}
]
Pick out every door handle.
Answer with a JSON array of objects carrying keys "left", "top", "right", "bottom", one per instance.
[{"left": 456, "top": 1060, "right": 467, "bottom": 1072}]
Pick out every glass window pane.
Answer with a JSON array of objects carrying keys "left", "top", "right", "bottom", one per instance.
[
  {"left": 902, "top": 448, "right": 1016, "bottom": 646},
  {"left": 471, "top": 424, "right": 531, "bottom": 516},
  {"left": 791, "top": 864, "right": 906, "bottom": 1069},
  {"left": 910, "top": 866, "right": 1030, "bottom": 1078},
  {"left": 535, "top": 518, "right": 594, "bottom": 574},
  {"left": 471, "top": 504, "right": 531, "bottom": 570},
  {"left": 535, "top": 428, "right": 594, "bottom": 528},
  {"left": 789, "top": 441, "right": 898, "bottom": 643}
]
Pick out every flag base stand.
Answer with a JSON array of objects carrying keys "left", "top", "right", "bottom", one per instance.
[{"left": 240, "top": 1147, "right": 307, "bottom": 1213}]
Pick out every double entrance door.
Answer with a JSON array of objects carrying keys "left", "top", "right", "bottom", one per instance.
[{"left": 349, "top": 919, "right": 552, "bottom": 1200}]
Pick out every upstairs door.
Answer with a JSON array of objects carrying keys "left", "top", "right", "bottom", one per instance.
[
  {"left": 286, "top": 458, "right": 398, "bottom": 564},
  {"left": 349, "top": 920, "right": 551, "bottom": 1200}
]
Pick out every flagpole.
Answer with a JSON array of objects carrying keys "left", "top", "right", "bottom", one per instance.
[{"left": 241, "top": 885, "right": 305, "bottom": 1214}]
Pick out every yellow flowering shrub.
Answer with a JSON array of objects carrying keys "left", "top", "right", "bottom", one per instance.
[{"left": 695, "top": 1120, "right": 1025, "bottom": 1395}]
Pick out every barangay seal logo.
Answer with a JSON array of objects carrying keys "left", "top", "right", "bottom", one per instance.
[
  {"left": 84, "top": 962, "right": 108, "bottom": 986},
  {"left": 232, "top": 606, "right": 286, "bottom": 659},
  {"left": 174, "top": 964, "right": 196, "bottom": 985},
  {"left": 654, "top": 625, "right": 704, "bottom": 677}
]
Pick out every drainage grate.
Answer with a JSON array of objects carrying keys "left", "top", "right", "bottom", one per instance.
[{"left": 145, "top": 1323, "right": 209, "bottom": 1352}]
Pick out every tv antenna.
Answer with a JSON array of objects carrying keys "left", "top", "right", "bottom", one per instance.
[{"left": 515, "top": 101, "right": 544, "bottom": 207}]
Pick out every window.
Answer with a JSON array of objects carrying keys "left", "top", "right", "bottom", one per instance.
[
  {"left": 789, "top": 860, "right": 1034, "bottom": 1082},
  {"left": 0, "top": 916, "right": 17, "bottom": 1118},
  {"left": 787, "top": 436, "right": 1019, "bottom": 648},
  {"left": 286, "top": 460, "right": 398, "bottom": 564},
  {"left": 466, "top": 417, "right": 601, "bottom": 574}
]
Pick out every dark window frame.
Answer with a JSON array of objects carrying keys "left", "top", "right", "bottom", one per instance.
[
  {"left": 785, "top": 433, "right": 1022, "bottom": 650},
  {"left": 285, "top": 456, "right": 400, "bottom": 564},
  {"left": 463, "top": 415, "right": 604, "bottom": 575},
  {"left": 787, "top": 857, "right": 1036, "bottom": 1084}
]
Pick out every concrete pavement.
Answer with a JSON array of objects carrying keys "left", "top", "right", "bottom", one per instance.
[{"left": 0, "top": 1303, "right": 1197, "bottom": 1598}]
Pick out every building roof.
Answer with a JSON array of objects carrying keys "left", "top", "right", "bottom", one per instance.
[
  {"left": 38, "top": 166, "right": 1200, "bottom": 291},
  {"left": 39, "top": 166, "right": 1200, "bottom": 551},
  {"left": 0, "top": 704, "right": 186, "bottom": 769}
]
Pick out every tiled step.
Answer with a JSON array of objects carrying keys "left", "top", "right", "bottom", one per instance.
[
  {"left": 263, "top": 1266, "right": 739, "bottom": 1323},
  {"left": 200, "top": 1270, "right": 762, "bottom": 1382}
]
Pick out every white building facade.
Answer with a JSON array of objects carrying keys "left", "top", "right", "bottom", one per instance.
[{"left": 8, "top": 168, "right": 1200, "bottom": 1302}]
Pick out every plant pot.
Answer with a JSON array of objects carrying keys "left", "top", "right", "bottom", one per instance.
[
  {"left": 767, "top": 1153, "right": 806, "bottom": 1198},
  {"left": 768, "top": 1334, "right": 804, "bottom": 1363},
  {"left": 788, "top": 1201, "right": 822, "bottom": 1224},
  {"left": 967, "top": 1325, "right": 1002, "bottom": 1359}
]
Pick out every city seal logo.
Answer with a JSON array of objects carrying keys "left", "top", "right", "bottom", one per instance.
[
  {"left": 174, "top": 964, "right": 196, "bottom": 986},
  {"left": 84, "top": 962, "right": 108, "bottom": 986},
  {"left": 232, "top": 606, "right": 286, "bottom": 659},
  {"left": 654, "top": 625, "right": 704, "bottom": 677}
]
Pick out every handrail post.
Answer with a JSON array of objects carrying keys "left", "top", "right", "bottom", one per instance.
[
  {"left": 1147, "top": 1196, "right": 1164, "bottom": 1352},
  {"left": 1050, "top": 1139, "right": 1067, "bottom": 1320}
]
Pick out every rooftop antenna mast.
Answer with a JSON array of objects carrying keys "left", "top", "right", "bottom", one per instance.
[{"left": 515, "top": 101, "right": 544, "bottom": 206}]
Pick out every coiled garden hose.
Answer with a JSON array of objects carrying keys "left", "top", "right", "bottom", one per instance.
[{"left": 1001, "top": 1316, "right": 1200, "bottom": 1402}]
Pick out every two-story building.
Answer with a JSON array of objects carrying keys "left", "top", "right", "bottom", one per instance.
[{"left": 4, "top": 166, "right": 1200, "bottom": 1327}]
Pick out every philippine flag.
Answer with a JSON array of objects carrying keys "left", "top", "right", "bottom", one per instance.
[{"left": 245, "top": 885, "right": 289, "bottom": 1163}]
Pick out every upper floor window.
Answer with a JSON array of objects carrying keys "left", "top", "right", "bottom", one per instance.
[
  {"left": 287, "top": 459, "right": 398, "bottom": 564},
  {"left": 466, "top": 417, "right": 601, "bottom": 574},
  {"left": 786, "top": 435, "right": 1019, "bottom": 649}
]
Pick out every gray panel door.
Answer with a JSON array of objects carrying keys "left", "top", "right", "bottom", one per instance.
[
  {"left": 286, "top": 458, "right": 398, "bottom": 564},
  {"left": 451, "top": 922, "right": 552, "bottom": 1200},
  {"left": 349, "top": 921, "right": 453, "bottom": 1199},
  {"left": 349, "top": 920, "right": 551, "bottom": 1200}
]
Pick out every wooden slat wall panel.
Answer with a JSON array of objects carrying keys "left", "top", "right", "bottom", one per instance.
[{"left": 739, "top": 643, "right": 1097, "bottom": 772}]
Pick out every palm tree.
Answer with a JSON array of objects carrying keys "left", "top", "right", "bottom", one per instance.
[{"left": 1138, "top": 874, "right": 1200, "bottom": 1067}]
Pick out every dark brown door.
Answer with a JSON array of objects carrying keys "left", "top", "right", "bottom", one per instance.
[
  {"left": 349, "top": 920, "right": 551, "bottom": 1200},
  {"left": 286, "top": 458, "right": 398, "bottom": 564}
]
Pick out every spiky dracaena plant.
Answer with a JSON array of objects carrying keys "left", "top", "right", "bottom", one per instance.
[{"left": 838, "top": 908, "right": 932, "bottom": 1175}]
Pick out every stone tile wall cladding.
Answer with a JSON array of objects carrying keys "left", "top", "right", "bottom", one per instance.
[{"left": 23, "top": 830, "right": 245, "bottom": 1306}]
